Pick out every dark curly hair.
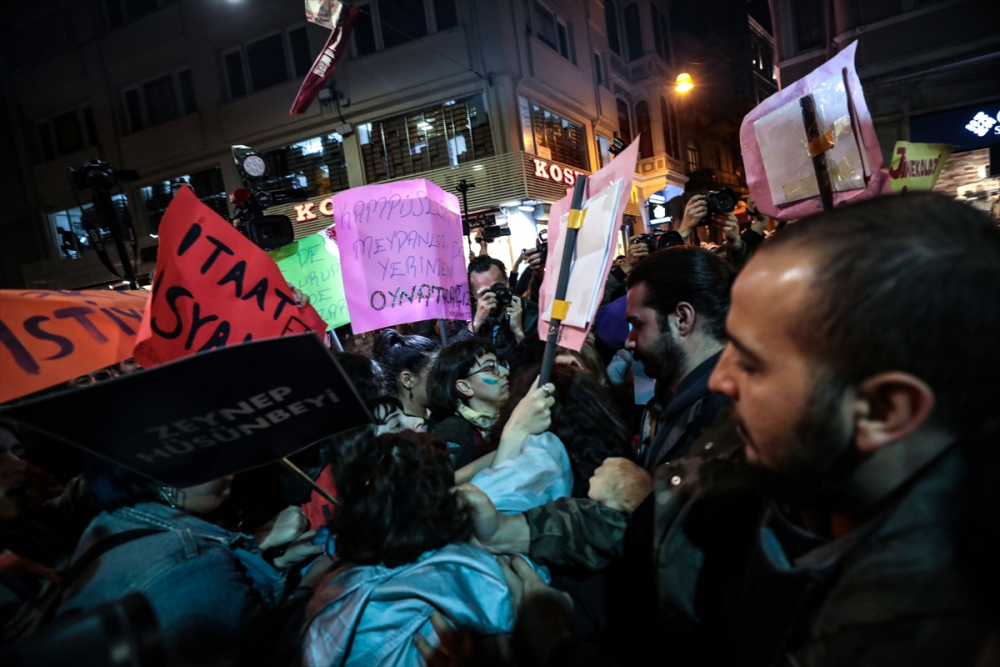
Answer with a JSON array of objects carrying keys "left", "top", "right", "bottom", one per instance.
[
  {"left": 426, "top": 338, "right": 497, "bottom": 417},
  {"left": 333, "top": 430, "right": 473, "bottom": 568},
  {"left": 371, "top": 329, "right": 440, "bottom": 397},
  {"left": 488, "top": 364, "right": 634, "bottom": 497},
  {"left": 334, "top": 352, "right": 385, "bottom": 403}
]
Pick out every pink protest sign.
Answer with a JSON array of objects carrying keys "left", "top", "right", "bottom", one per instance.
[
  {"left": 537, "top": 138, "right": 641, "bottom": 351},
  {"left": 331, "top": 179, "right": 470, "bottom": 333},
  {"left": 740, "top": 41, "right": 891, "bottom": 220}
]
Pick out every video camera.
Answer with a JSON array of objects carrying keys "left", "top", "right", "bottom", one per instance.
[
  {"left": 68, "top": 159, "right": 141, "bottom": 287},
  {"left": 632, "top": 230, "right": 686, "bottom": 254},
  {"left": 230, "top": 145, "right": 308, "bottom": 250},
  {"left": 697, "top": 188, "right": 737, "bottom": 226},
  {"left": 472, "top": 214, "right": 511, "bottom": 243},
  {"left": 70, "top": 159, "right": 139, "bottom": 193}
]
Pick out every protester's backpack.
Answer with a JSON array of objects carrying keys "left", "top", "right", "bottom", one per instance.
[{"left": 2, "top": 528, "right": 163, "bottom": 641}]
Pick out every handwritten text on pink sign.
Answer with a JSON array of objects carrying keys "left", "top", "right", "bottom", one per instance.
[{"left": 331, "top": 179, "right": 470, "bottom": 333}]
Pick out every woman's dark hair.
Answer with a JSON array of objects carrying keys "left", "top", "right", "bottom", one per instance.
[
  {"left": 625, "top": 245, "right": 734, "bottom": 341},
  {"left": 489, "top": 364, "right": 634, "bottom": 497},
  {"left": 426, "top": 338, "right": 497, "bottom": 416},
  {"left": 84, "top": 456, "right": 162, "bottom": 511},
  {"left": 333, "top": 430, "right": 473, "bottom": 568},
  {"left": 371, "top": 329, "right": 440, "bottom": 397},
  {"left": 334, "top": 351, "right": 385, "bottom": 403},
  {"left": 556, "top": 344, "right": 609, "bottom": 385}
]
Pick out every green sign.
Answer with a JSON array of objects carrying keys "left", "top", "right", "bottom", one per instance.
[{"left": 270, "top": 232, "right": 350, "bottom": 330}]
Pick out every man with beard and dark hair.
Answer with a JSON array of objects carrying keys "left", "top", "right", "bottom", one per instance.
[
  {"left": 586, "top": 245, "right": 735, "bottom": 514},
  {"left": 465, "top": 192, "right": 1000, "bottom": 666}
]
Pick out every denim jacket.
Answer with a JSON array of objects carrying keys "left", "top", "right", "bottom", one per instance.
[
  {"left": 300, "top": 543, "right": 549, "bottom": 667},
  {"left": 57, "top": 502, "right": 285, "bottom": 666}
]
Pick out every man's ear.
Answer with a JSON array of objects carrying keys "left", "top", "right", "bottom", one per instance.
[
  {"left": 852, "top": 372, "right": 936, "bottom": 455},
  {"left": 455, "top": 379, "right": 475, "bottom": 400},
  {"left": 674, "top": 302, "right": 697, "bottom": 337}
]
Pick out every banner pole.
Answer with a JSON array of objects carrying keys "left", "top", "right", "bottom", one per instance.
[
  {"left": 439, "top": 319, "right": 448, "bottom": 345},
  {"left": 538, "top": 175, "right": 589, "bottom": 387},
  {"left": 281, "top": 457, "right": 341, "bottom": 507},
  {"left": 800, "top": 94, "right": 835, "bottom": 212}
]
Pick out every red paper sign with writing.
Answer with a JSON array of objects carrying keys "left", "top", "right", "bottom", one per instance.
[
  {"left": 0, "top": 290, "right": 148, "bottom": 403},
  {"left": 133, "top": 186, "right": 326, "bottom": 368}
]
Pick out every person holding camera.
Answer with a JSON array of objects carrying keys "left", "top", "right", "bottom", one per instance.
[{"left": 453, "top": 256, "right": 539, "bottom": 366}]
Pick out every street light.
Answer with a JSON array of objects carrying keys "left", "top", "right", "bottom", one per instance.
[{"left": 675, "top": 73, "right": 694, "bottom": 93}]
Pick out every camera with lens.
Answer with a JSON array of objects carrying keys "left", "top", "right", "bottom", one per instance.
[
  {"left": 472, "top": 214, "right": 511, "bottom": 244},
  {"left": 698, "top": 188, "right": 737, "bottom": 226},
  {"left": 70, "top": 159, "right": 139, "bottom": 193},
  {"left": 534, "top": 228, "right": 548, "bottom": 258},
  {"left": 230, "top": 145, "right": 308, "bottom": 250},
  {"left": 488, "top": 282, "right": 513, "bottom": 307},
  {"left": 632, "top": 230, "right": 686, "bottom": 254}
]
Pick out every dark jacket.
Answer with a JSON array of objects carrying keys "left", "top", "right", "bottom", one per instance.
[
  {"left": 641, "top": 351, "right": 728, "bottom": 469},
  {"left": 429, "top": 414, "right": 488, "bottom": 469},
  {"left": 452, "top": 296, "right": 540, "bottom": 366},
  {"left": 652, "top": 438, "right": 986, "bottom": 667}
]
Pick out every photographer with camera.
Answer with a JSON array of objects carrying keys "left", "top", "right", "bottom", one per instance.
[{"left": 452, "top": 256, "right": 540, "bottom": 366}]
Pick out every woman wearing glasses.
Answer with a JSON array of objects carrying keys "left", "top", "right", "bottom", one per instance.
[
  {"left": 427, "top": 339, "right": 510, "bottom": 471},
  {"left": 427, "top": 340, "right": 555, "bottom": 482}
]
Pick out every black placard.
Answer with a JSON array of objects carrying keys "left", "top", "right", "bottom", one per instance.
[{"left": 0, "top": 334, "right": 371, "bottom": 487}]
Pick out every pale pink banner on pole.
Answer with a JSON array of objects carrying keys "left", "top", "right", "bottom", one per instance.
[
  {"left": 740, "top": 41, "right": 891, "bottom": 220},
  {"left": 331, "top": 179, "right": 470, "bottom": 333},
  {"left": 537, "top": 138, "right": 641, "bottom": 351}
]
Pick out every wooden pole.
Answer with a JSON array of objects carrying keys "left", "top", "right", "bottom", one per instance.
[
  {"left": 800, "top": 94, "right": 835, "bottom": 212},
  {"left": 280, "top": 457, "right": 340, "bottom": 507}
]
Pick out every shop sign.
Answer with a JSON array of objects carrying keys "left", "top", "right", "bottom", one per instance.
[
  {"left": 531, "top": 158, "right": 587, "bottom": 186},
  {"left": 294, "top": 197, "right": 335, "bottom": 222}
]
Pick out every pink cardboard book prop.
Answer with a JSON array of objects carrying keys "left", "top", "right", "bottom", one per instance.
[{"left": 740, "top": 42, "right": 891, "bottom": 220}]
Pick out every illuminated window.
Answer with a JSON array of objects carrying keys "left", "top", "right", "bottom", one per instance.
[
  {"left": 686, "top": 139, "right": 700, "bottom": 173},
  {"left": 359, "top": 95, "right": 495, "bottom": 182},
  {"left": 260, "top": 134, "right": 350, "bottom": 196},
  {"left": 526, "top": 103, "right": 589, "bottom": 170},
  {"left": 141, "top": 166, "right": 228, "bottom": 233}
]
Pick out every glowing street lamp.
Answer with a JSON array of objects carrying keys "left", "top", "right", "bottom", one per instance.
[{"left": 675, "top": 73, "right": 694, "bottom": 93}]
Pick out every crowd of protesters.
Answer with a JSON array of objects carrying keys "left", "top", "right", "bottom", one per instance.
[{"left": 1, "top": 190, "right": 999, "bottom": 667}]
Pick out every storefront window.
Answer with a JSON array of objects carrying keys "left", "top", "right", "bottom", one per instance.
[
  {"left": 359, "top": 95, "right": 495, "bottom": 182},
  {"left": 260, "top": 133, "right": 351, "bottom": 196},
  {"left": 524, "top": 102, "right": 589, "bottom": 170},
  {"left": 47, "top": 194, "right": 128, "bottom": 259},
  {"left": 141, "top": 166, "right": 228, "bottom": 233}
]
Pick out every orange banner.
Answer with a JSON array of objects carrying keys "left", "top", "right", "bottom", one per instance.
[{"left": 0, "top": 290, "right": 149, "bottom": 403}]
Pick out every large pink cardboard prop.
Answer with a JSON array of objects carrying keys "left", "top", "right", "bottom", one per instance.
[
  {"left": 331, "top": 179, "right": 470, "bottom": 333},
  {"left": 537, "top": 138, "right": 641, "bottom": 351},
  {"left": 740, "top": 42, "right": 891, "bottom": 220}
]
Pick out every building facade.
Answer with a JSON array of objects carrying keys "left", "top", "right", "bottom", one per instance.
[{"left": 1, "top": 0, "right": 759, "bottom": 289}]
